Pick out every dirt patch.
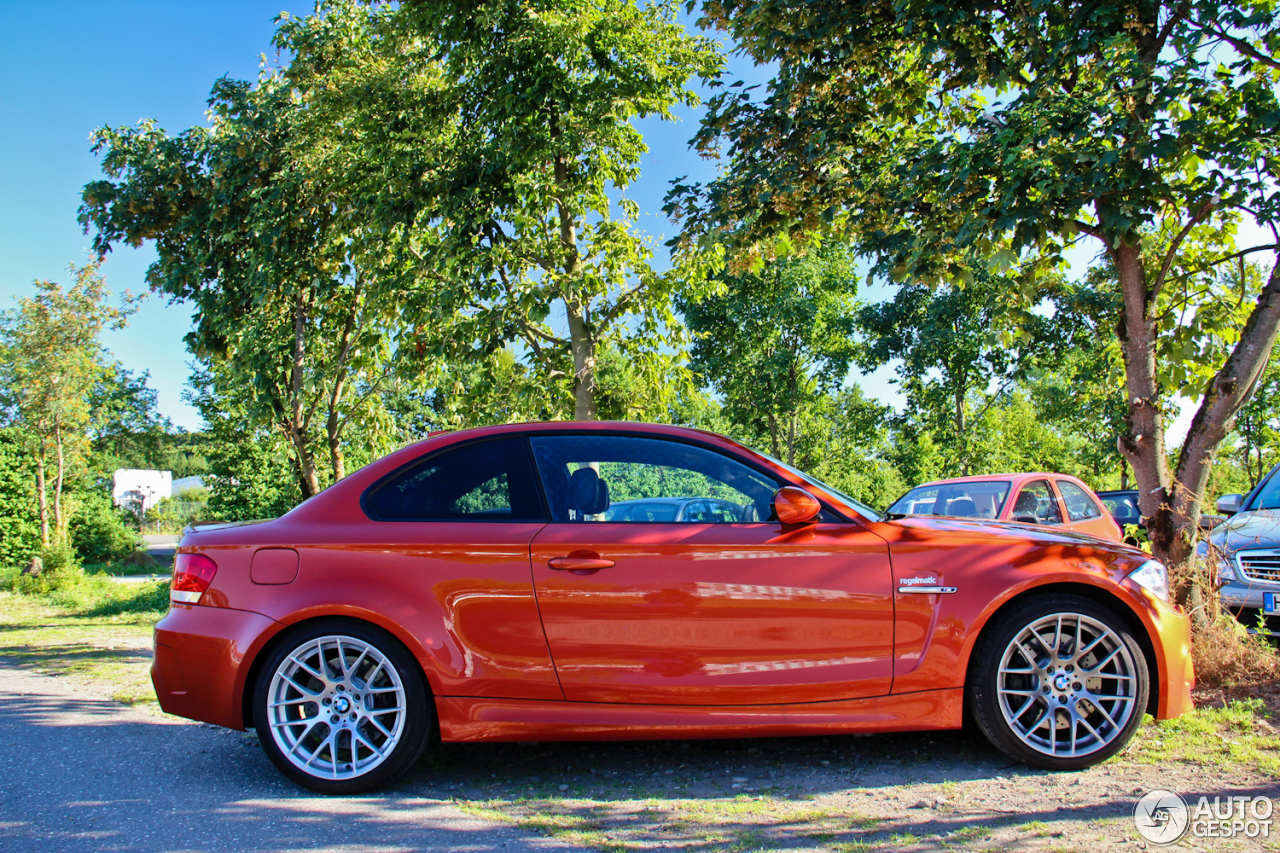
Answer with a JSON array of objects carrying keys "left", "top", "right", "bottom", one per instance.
[{"left": 411, "top": 717, "right": 1280, "bottom": 852}]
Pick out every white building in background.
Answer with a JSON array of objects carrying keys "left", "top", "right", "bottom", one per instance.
[{"left": 113, "top": 469, "right": 171, "bottom": 514}]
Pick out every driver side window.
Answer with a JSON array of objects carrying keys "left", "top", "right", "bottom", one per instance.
[{"left": 529, "top": 435, "right": 780, "bottom": 523}]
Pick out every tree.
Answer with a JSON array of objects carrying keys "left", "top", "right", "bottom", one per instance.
[
  {"left": 0, "top": 263, "right": 131, "bottom": 547},
  {"left": 677, "top": 0, "right": 1280, "bottom": 574},
  {"left": 275, "top": 0, "right": 722, "bottom": 419},
  {"left": 678, "top": 247, "right": 858, "bottom": 464},
  {"left": 855, "top": 272, "right": 1064, "bottom": 475},
  {"left": 87, "top": 362, "right": 172, "bottom": 471},
  {"left": 82, "top": 75, "right": 401, "bottom": 497},
  {"left": 1234, "top": 350, "right": 1280, "bottom": 483}
]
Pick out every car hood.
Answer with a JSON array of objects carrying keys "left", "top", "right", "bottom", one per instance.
[
  {"left": 886, "top": 515, "right": 1145, "bottom": 558},
  {"left": 1208, "top": 510, "right": 1280, "bottom": 552}
]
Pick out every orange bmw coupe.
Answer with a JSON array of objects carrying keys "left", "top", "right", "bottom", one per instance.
[{"left": 154, "top": 422, "right": 1194, "bottom": 793}]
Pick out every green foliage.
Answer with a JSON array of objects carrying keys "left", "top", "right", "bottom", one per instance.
[
  {"left": 68, "top": 491, "right": 141, "bottom": 564},
  {"left": 679, "top": 247, "right": 859, "bottom": 465},
  {"left": 83, "top": 65, "right": 401, "bottom": 496},
  {"left": 0, "top": 427, "right": 39, "bottom": 568},
  {"left": 14, "top": 543, "right": 83, "bottom": 595},
  {"left": 0, "top": 263, "right": 134, "bottom": 546},
  {"left": 273, "top": 0, "right": 722, "bottom": 419},
  {"left": 856, "top": 271, "right": 1070, "bottom": 475}
]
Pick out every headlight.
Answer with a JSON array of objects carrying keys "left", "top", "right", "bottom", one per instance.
[
  {"left": 1127, "top": 559, "right": 1170, "bottom": 603},
  {"left": 1196, "top": 540, "right": 1236, "bottom": 582}
]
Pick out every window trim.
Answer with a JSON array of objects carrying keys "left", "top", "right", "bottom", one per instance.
[
  {"left": 360, "top": 435, "right": 550, "bottom": 523},
  {"left": 371, "top": 428, "right": 855, "bottom": 525}
]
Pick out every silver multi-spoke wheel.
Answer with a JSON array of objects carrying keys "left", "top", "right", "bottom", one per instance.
[
  {"left": 996, "top": 613, "right": 1139, "bottom": 758},
  {"left": 970, "top": 595, "right": 1150, "bottom": 770},
  {"left": 256, "top": 626, "right": 431, "bottom": 792}
]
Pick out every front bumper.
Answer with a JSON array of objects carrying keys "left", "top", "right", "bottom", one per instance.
[
  {"left": 152, "top": 604, "right": 283, "bottom": 730},
  {"left": 1150, "top": 598, "right": 1195, "bottom": 720}
]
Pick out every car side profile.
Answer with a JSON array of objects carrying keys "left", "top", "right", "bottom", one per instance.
[
  {"left": 154, "top": 422, "right": 1193, "bottom": 793},
  {"left": 886, "top": 473, "right": 1124, "bottom": 542}
]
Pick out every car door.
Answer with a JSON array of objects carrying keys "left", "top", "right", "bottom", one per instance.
[{"left": 526, "top": 433, "right": 895, "bottom": 706}]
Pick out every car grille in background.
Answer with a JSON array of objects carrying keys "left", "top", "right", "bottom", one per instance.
[{"left": 1237, "top": 549, "right": 1280, "bottom": 584}]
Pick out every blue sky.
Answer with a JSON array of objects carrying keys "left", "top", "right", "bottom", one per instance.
[{"left": 0, "top": 1, "right": 900, "bottom": 431}]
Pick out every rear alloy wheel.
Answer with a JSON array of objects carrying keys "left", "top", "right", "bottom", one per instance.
[
  {"left": 969, "top": 595, "right": 1149, "bottom": 770},
  {"left": 253, "top": 620, "right": 431, "bottom": 794}
]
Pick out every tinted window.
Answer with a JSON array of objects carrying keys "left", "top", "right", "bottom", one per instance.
[
  {"left": 365, "top": 438, "right": 546, "bottom": 521},
  {"left": 1059, "top": 481, "right": 1103, "bottom": 521},
  {"left": 529, "top": 435, "right": 780, "bottom": 523},
  {"left": 1010, "top": 480, "right": 1063, "bottom": 525}
]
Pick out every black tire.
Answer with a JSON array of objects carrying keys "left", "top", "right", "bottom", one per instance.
[
  {"left": 252, "top": 618, "right": 432, "bottom": 794},
  {"left": 968, "top": 594, "right": 1149, "bottom": 771}
]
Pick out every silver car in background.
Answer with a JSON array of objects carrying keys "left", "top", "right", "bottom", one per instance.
[{"left": 1203, "top": 463, "right": 1280, "bottom": 636}]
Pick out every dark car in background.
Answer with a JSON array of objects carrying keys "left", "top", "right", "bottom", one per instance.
[
  {"left": 1204, "top": 463, "right": 1280, "bottom": 636},
  {"left": 1097, "top": 490, "right": 1144, "bottom": 544}
]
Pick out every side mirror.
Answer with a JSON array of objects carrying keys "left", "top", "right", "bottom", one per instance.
[
  {"left": 1216, "top": 494, "right": 1243, "bottom": 516},
  {"left": 773, "top": 486, "right": 822, "bottom": 525}
]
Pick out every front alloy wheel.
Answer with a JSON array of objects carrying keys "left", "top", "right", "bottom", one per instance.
[
  {"left": 253, "top": 620, "right": 431, "bottom": 794},
  {"left": 969, "top": 595, "right": 1149, "bottom": 770}
]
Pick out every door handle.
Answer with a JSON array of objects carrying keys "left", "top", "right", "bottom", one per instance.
[{"left": 547, "top": 555, "right": 616, "bottom": 573}]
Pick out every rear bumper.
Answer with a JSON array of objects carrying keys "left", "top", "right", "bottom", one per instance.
[{"left": 152, "top": 604, "right": 282, "bottom": 730}]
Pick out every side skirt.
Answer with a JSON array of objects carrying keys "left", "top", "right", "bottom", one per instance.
[{"left": 436, "top": 688, "right": 964, "bottom": 743}]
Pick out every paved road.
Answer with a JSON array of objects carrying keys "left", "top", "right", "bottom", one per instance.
[{"left": 0, "top": 665, "right": 568, "bottom": 853}]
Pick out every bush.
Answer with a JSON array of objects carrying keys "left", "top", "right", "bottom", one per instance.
[
  {"left": 0, "top": 428, "right": 40, "bottom": 568},
  {"left": 14, "top": 543, "right": 83, "bottom": 595},
  {"left": 1176, "top": 555, "right": 1280, "bottom": 688},
  {"left": 69, "top": 491, "right": 142, "bottom": 563}
]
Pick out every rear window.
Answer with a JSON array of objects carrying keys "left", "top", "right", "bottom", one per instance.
[{"left": 364, "top": 438, "right": 546, "bottom": 522}]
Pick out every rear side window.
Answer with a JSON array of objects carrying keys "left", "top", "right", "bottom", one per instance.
[
  {"left": 365, "top": 438, "right": 546, "bottom": 522},
  {"left": 1058, "top": 480, "right": 1103, "bottom": 521}
]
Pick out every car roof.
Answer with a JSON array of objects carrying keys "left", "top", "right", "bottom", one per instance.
[{"left": 916, "top": 473, "right": 1077, "bottom": 487}]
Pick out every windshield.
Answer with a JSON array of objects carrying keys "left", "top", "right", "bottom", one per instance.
[
  {"left": 1247, "top": 469, "right": 1280, "bottom": 511},
  {"left": 755, "top": 451, "right": 881, "bottom": 519},
  {"left": 885, "top": 480, "right": 1012, "bottom": 520}
]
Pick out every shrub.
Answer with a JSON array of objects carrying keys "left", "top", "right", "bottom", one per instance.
[
  {"left": 69, "top": 491, "right": 142, "bottom": 563},
  {"left": 14, "top": 543, "right": 83, "bottom": 595},
  {"left": 1176, "top": 555, "right": 1280, "bottom": 688}
]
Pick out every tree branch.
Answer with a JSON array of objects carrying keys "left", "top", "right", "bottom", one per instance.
[{"left": 1152, "top": 199, "right": 1216, "bottom": 303}]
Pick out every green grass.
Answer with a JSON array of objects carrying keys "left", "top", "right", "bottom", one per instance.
[{"left": 1127, "top": 701, "right": 1280, "bottom": 775}]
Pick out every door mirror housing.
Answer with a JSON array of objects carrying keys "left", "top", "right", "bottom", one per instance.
[
  {"left": 1216, "top": 494, "right": 1243, "bottom": 516},
  {"left": 773, "top": 487, "right": 822, "bottom": 525}
]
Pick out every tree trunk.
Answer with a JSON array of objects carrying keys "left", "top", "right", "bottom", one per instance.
[
  {"left": 53, "top": 419, "right": 65, "bottom": 541},
  {"left": 285, "top": 290, "right": 322, "bottom": 497},
  {"left": 34, "top": 445, "right": 49, "bottom": 549},
  {"left": 1160, "top": 257, "right": 1280, "bottom": 573},
  {"left": 767, "top": 412, "right": 781, "bottom": 459},
  {"left": 1118, "top": 243, "right": 1280, "bottom": 591},
  {"left": 566, "top": 300, "right": 598, "bottom": 420},
  {"left": 954, "top": 385, "right": 968, "bottom": 475},
  {"left": 787, "top": 411, "right": 797, "bottom": 467}
]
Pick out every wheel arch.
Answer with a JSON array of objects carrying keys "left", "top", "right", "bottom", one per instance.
[
  {"left": 239, "top": 612, "right": 439, "bottom": 732},
  {"left": 961, "top": 582, "right": 1160, "bottom": 718}
]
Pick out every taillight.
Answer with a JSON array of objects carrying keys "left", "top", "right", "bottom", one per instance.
[{"left": 172, "top": 553, "right": 218, "bottom": 604}]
